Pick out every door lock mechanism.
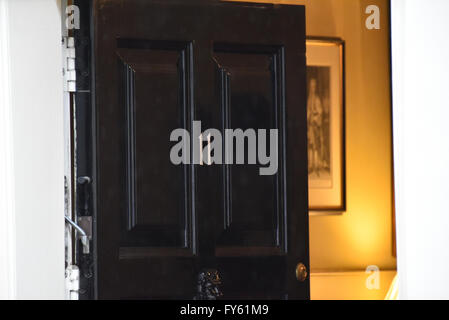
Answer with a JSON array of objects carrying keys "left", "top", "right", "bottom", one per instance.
[{"left": 65, "top": 216, "right": 90, "bottom": 254}]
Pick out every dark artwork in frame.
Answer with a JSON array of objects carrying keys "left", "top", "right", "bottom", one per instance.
[{"left": 306, "top": 37, "right": 346, "bottom": 214}]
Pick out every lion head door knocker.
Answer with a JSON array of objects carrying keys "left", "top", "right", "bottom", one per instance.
[{"left": 194, "top": 269, "right": 223, "bottom": 300}]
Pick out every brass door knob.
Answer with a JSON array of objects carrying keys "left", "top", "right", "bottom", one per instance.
[{"left": 295, "top": 263, "right": 308, "bottom": 282}]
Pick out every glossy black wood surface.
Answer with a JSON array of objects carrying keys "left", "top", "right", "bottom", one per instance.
[{"left": 93, "top": 0, "right": 309, "bottom": 299}]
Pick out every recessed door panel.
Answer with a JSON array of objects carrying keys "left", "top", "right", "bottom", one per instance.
[
  {"left": 117, "top": 40, "right": 195, "bottom": 256},
  {"left": 213, "top": 45, "right": 287, "bottom": 256}
]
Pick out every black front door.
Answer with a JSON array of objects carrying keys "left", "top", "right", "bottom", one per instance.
[{"left": 90, "top": 0, "right": 309, "bottom": 299}]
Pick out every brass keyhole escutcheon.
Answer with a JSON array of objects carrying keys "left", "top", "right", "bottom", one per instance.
[{"left": 295, "top": 263, "right": 308, "bottom": 282}]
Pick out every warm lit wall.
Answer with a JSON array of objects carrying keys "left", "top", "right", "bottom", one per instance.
[
  {"left": 306, "top": 0, "right": 395, "bottom": 273},
  {"left": 228, "top": 0, "right": 396, "bottom": 295}
]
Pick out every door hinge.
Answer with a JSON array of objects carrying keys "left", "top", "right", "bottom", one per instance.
[
  {"left": 65, "top": 265, "right": 80, "bottom": 300},
  {"left": 62, "top": 36, "right": 76, "bottom": 92}
]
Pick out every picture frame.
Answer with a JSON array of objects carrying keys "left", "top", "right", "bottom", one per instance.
[{"left": 306, "top": 37, "right": 346, "bottom": 214}]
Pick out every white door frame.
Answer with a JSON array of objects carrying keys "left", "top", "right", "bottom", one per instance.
[
  {"left": 392, "top": 0, "right": 449, "bottom": 299},
  {"left": 0, "top": 0, "right": 16, "bottom": 300},
  {"left": 0, "top": 0, "right": 65, "bottom": 299}
]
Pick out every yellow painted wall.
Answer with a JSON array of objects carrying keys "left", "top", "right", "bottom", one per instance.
[{"left": 227, "top": 0, "right": 396, "bottom": 274}]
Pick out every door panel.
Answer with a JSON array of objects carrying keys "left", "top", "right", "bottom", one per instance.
[
  {"left": 92, "top": 0, "right": 308, "bottom": 299},
  {"left": 213, "top": 46, "right": 286, "bottom": 255},
  {"left": 117, "top": 40, "right": 195, "bottom": 254}
]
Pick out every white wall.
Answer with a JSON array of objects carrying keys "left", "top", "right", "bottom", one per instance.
[
  {"left": 0, "top": 0, "right": 16, "bottom": 300},
  {"left": 0, "top": 0, "right": 65, "bottom": 299},
  {"left": 392, "top": 0, "right": 449, "bottom": 299}
]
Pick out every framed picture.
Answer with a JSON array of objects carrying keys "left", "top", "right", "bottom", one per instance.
[{"left": 306, "top": 37, "right": 346, "bottom": 213}]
